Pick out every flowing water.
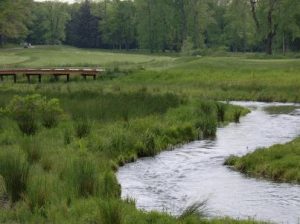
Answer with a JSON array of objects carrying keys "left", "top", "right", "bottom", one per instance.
[{"left": 117, "top": 102, "right": 300, "bottom": 224}]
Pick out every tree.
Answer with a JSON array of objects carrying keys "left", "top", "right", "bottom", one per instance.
[
  {"left": 224, "top": 0, "right": 256, "bottom": 51},
  {"left": 66, "top": 0, "right": 100, "bottom": 48},
  {"left": 249, "top": 0, "right": 281, "bottom": 54},
  {"left": 28, "top": 2, "right": 70, "bottom": 45},
  {"left": 101, "top": 0, "right": 136, "bottom": 50},
  {"left": 0, "top": 0, "right": 33, "bottom": 46}
]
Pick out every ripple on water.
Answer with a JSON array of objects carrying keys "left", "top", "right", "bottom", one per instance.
[{"left": 117, "top": 102, "right": 300, "bottom": 224}]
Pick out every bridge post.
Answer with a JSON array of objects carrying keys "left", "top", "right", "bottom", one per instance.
[
  {"left": 26, "top": 74, "right": 31, "bottom": 83},
  {"left": 38, "top": 74, "right": 41, "bottom": 83},
  {"left": 67, "top": 74, "right": 70, "bottom": 82},
  {"left": 0, "top": 75, "right": 3, "bottom": 81},
  {"left": 13, "top": 74, "right": 16, "bottom": 83}
]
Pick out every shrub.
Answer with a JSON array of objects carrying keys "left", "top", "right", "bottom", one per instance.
[
  {"left": 7, "top": 95, "right": 42, "bottom": 135},
  {"left": 0, "top": 148, "right": 29, "bottom": 203},
  {"left": 6, "top": 95, "right": 63, "bottom": 135},
  {"left": 41, "top": 98, "right": 63, "bottom": 128}
]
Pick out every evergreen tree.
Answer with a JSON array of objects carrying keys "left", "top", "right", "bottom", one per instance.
[{"left": 66, "top": 0, "right": 100, "bottom": 48}]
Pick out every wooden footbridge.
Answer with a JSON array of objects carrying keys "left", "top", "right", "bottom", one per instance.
[{"left": 0, "top": 68, "right": 104, "bottom": 83}]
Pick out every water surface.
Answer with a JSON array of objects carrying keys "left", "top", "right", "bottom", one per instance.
[{"left": 117, "top": 102, "right": 300, "bottom": 224}]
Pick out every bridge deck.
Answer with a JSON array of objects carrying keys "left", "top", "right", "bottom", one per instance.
[{"left": 0, "top": 68, "right": 104, "bottom": 83}]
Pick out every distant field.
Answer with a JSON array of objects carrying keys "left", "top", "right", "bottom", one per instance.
[{"left": 0, "top": 45, "right": 174, "bottom": 68}]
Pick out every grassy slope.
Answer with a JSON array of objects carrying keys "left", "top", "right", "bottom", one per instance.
[
  {"left": 225, "top": 138, "right": 300, "bottom": 183},
  {"left": 0, "top": 45, "right": 174, "bottom": 68},
  {"left": 1, "top": 46, "right": 299, "bottom": 223}
]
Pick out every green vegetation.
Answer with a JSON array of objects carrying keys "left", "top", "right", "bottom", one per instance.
[
  {"left": 0, "top": 76, "right": 250, "bottom": 223},
  {"left": 1, "top": 46, "right": 300, "bottom": 223},
  {"left": 1, "top": 0, "right": 300, "bottom": 54},
  {"left": 225, "top": 138, "right": 300, "bottom": 184},
  {"left": 264, "top": 105, "right": 299, "bottom": 114}
]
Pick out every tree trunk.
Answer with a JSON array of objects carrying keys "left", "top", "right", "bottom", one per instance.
[
  {"left": 249, "top": 0, "right": 260, "bottom": 30},
  {"left": 266, "top": 0, "right": 277, "bottom": 55},
  {"left": 266, "top": 34, "right": 273, "bottom": 55},
  {"left": 282, "top": 32, "right": 285, "bottom": 55},
  {"left": 0, "top": 35, "right": 3, "bottom": 47}
]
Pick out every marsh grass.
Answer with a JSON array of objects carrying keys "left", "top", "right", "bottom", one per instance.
[
  {"left": 20, "top": 137, "right": 44, "bottom": 164},
  {"left": 234, "top": 110, "right": 242, "bottom": 123},
  {"left": 0, "top": 46, "right": 271, "bottom": 223},
  {"left": 74, "top": 119, "right": 92, "bottom": 138},
  {"left": 25, "top": 174, "right": 54, "bottom": 212},
  {"left": 225, "top": 138, "right": 300, "bottom": 183},
  {"left": 100, "top": 171, "right": 121, "bottom": 198},
  {"left": 0, "top": 148, "right": 29, "bottom": 203},
  {"left": 264, "top": 105, "right": 298, "bottom": 114},
  {"left": 178, "top": 200, "right": 208, "bottom": 220},
  {"left": 66, "top": 157, "right": 100, "bottom": 198},
  {"left": 98, "top": 200, "right": 123, "bottom": 224}
]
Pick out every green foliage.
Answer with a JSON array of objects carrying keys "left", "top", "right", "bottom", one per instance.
[
  {"left": 225, "top": 138, "right": 300, "bottom": 183},
  {"left": 7, "top": 95, "right": 42, "bottom": 135},
  {"left": 41, "top": 98, "right": 63, "bottom": 128},
  {"left": 6, "top": 95, "right": 63, "bottom": 135},
  {"left": 0, "top": 148, "right": 29, "bottom": 203},
  {"left": 0, "top": 0, "right": 32, "bottom": 44}
]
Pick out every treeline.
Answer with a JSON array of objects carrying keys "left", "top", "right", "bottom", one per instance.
[{"left": 1, "top": 0, "right": 300, "bottom": 54}]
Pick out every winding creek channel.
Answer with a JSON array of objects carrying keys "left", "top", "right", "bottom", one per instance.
[{"left": 117, "top": 102, "right": 300, "bottom": 224}]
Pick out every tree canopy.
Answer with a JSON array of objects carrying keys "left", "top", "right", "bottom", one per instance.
[{"left": 0, "top": 0, "right": 300, "bottom": 54}]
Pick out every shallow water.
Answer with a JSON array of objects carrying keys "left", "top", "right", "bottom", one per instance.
[{"left": 117, "top": 102, "right": 300, "bottom": 224}]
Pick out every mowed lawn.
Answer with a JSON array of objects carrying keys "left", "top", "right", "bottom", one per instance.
[{"left": 0, "top": 45, "right": 174, "bottom": 68}]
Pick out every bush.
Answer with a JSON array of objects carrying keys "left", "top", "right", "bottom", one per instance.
[
  {"left": 6, "top": 95, "right": 63, "bottom": 135},
  {"left": 41, "top": 98, "right": 63, "bottom": 128},
  {"left": 0, "top": 148, "right": 29, "bottom": 203},
  {"left": 7, "top": 95, "right": 42, "bottom": 135}
]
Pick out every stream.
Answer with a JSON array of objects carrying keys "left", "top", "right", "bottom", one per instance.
[{"left": 117, "top": 102, "right": 300, "bottom": 224}]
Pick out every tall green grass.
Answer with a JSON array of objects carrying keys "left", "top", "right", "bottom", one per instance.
[
  {"left": 0, "top": 148, "right": 29, "bottom": 203},
  {"left": 225, "top": 138, "right": 300, "bottom": 183}
]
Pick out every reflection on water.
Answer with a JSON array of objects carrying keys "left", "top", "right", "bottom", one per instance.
[{"left": 117, "top": 102, "right": 300, "bottom": 224}]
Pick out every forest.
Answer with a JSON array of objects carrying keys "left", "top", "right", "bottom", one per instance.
[{"left": 0, "top": 0, "right": 300, "bottom": 54}]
